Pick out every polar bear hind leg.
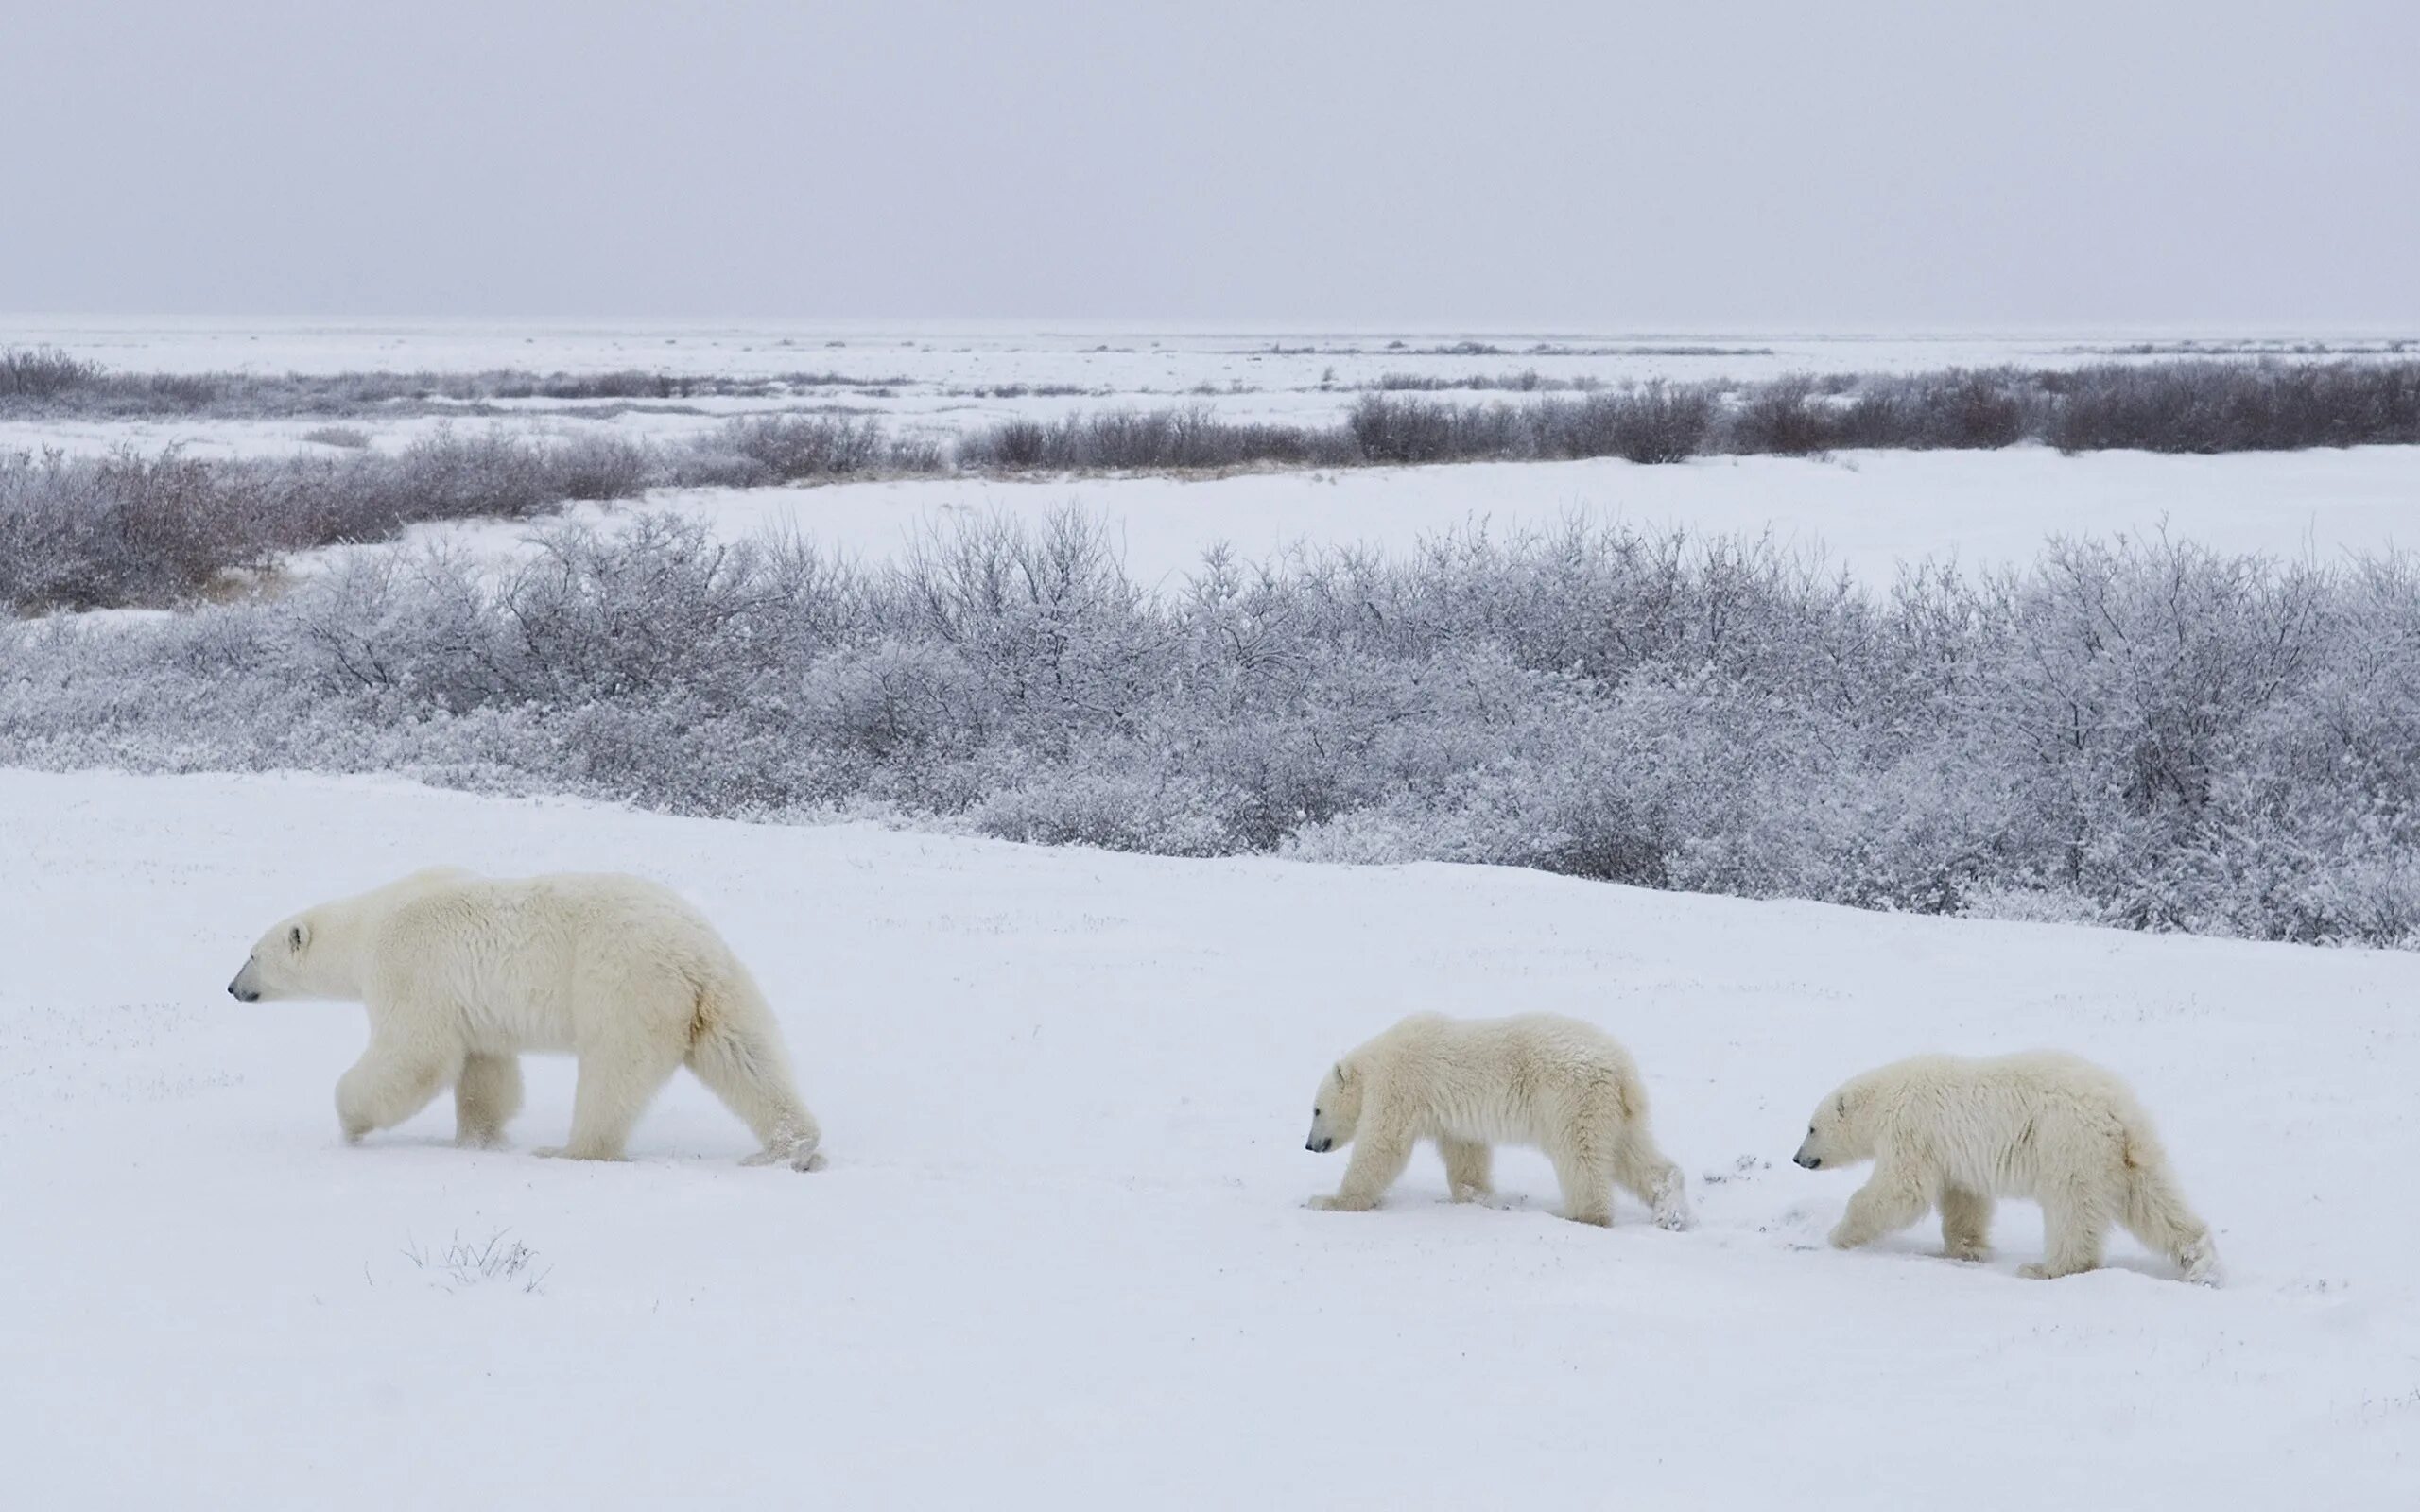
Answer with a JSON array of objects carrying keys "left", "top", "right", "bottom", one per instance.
[
  {"left": 2022, "top": 1176, "right": 2112, "bottom": 1280},
  {"left": 688, "top": 1012, "right": 826, "bottom": 1171},
  {"left": 1610, "top": 1130, "right": 1689, "bottom": 1230},
  {"left": 2120, "top": 1157, "right": 2220, "bottom": 1284},
  {"left": 1548, "top": 1139, "right": 1617, "bottom": 1227}
]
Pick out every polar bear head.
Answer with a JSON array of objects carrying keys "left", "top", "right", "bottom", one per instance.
[
  {"left": 1304, "top": 1059, "right": 1364, "bottom": 1153},
  {"left": 1792, "top": 1077, "right": 1878, "bottom": 1170},
  {"left": 227, "top": 907, "right": 351, "bottom": 1003}
]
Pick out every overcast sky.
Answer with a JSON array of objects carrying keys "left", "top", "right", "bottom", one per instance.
[{"left": 6, "top": 1, "right": 2413, "bottom": 329}]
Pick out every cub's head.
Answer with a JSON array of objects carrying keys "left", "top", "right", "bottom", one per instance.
[
  {"left": 227, "top": 909, "right": 337, "bottom": 1003},
  {"left": 1304, "top": 1058, "right": 1364, "bottom": 1154},
  {"left": 1792, "top": 1076, "right": 1877, "bottom": 1171}
]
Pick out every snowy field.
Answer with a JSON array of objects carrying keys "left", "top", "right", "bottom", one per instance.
[
  {"left": 517, "top": 443, "right": 2420, "bottom": 587},
  {"left": 3, "top": 767, "right": 2414, "bottom": 1508}
]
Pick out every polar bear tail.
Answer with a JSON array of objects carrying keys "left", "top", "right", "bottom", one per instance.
[
  {"left": 684, "top": 979, "right": 826, "bottom": 1172},
  {"left": 2120, "top": 1130, "right": 2218, "bottom": 1285}
]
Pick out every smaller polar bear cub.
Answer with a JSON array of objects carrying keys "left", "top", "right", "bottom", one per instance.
[
  {"left": 228, "top": 867, "right": 825, "bottom": 1170},
  {"left": 1793, "top": 1051, "right": 2217, "bottom": 1283},
  {"left": 1305, "top": 1011, "right": 1688, "bottom": 1228}
]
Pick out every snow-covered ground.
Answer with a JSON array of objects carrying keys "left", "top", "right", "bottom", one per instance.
[
  {"left": 375, "top": 441, "right": 2420, "bottom": 587},
  {"left": 2, "top": 768, "right": 2413, "bottom": 1507}
]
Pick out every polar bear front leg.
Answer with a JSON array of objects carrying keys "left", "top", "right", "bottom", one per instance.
[
  {"left": 1438, "top": 1137, "right": 1495, "bottom": 1203},
  {"left": 1828, "top": 1157, "right": 1931, "bottom": 1250},
  {"left": 336, "top": 1041, "right": 459, "bottom": 1144},
  {"left": 455, "top": 1054, "right": 524, "bottom": 1149},
  {"left": 1311, "top": 1113, "right": 1415, "bottom": 1211}
]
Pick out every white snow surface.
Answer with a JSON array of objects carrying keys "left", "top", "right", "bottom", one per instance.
[
  {"left": 388, "top": 442, "right": 2420, "bottom": 588},
  {"left": 2, "top": 768, "right": 2413, "bottom": 1508}
]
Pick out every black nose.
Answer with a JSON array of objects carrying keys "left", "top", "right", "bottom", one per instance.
[
  {"left": 1795, "top": 1154, "right": 1819, "bottom": 1169},
  {"left": 1306, "top": 1138, "right": 1329, "bottom": 1153},
  {"left": 229, "top": 984, "right": 258, "bottom": 1002}
]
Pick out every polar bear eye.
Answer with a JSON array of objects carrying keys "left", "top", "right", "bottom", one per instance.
[{"left": 1314, "top": 1107, "right": 1322, "bottom": 1116}]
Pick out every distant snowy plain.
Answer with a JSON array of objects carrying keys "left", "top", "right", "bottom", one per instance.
[{"left": 9, "top": 318, "right": 2414, "bottom": 585}]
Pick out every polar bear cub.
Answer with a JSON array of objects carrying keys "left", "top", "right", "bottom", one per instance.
[
  {"left": 1304, "top": 1011, "right": 1688, "bottom": 1228},
  {"left": 228, "top": 868, "right": 825, "bottom": 1170},
  {"left": 1793, "top": 1051, "right": 2216, "bottom": 1282}
]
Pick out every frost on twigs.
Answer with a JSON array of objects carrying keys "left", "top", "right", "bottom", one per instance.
[{"left": 399, "top": 1230, "right": 549, "bottom": 1295}]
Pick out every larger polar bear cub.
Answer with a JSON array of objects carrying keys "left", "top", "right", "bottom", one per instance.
[
  {"left": 1793, "top": 1051, "right": 2216, "bottom": 1282},
  {"left": 228, "top": 868, "right": 825, "bottom": 1170},
  {"left": 1304, "top": 1011, "right": 1688, "bottom": 1228}
]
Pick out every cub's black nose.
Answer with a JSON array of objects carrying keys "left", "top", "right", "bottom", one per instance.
[
  {"left": 1795, "top": 1154, "right": 1820, "bottom": 1169},
  {"left": 228, "top": 982, "right": 258, "bottom": 1002}
]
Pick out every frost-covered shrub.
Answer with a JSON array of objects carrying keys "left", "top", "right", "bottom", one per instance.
[{"left": 9, "top": 510, "right": 2420, "bottom": 949}]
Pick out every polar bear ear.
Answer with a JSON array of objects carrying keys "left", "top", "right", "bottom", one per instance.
[
  {"left": 287, "top": 922, "right": 310, "bottom": 953},
  {"left": 1333, "top": 1061, "right": 1355, "bottom": 1085},
  {"left": 1835, "top": 1093, "right": 1849, "bottom": 1117}
]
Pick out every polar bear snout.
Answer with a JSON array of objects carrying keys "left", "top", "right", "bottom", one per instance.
[
  {"left": 1306, "top": 1135, "right": 1333, "bottom": 1153},
  {"left": 1794, "top": 1151, "right": 1821, "bottom": 1169},
  {"left": 227, "top": 960, "right": 261, "bottom": 1002}
]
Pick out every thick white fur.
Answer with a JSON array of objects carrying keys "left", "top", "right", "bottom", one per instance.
[
  {"left": 1793, "top": 1051, "right": 2216, "bottom": 1282},
  {"left": 229, "top": 868, "right": 824, "bottom": 1170},
  {"left": 1304, "top": 1012, "right": 1688, "bottom": 1228}
]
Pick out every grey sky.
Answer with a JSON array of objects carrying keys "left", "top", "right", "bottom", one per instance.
[{"left": 7, "top": 0, "right": 2413, "bottom": 328}]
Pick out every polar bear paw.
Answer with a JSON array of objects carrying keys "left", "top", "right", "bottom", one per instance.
[
  {"left": 743, "top": 1143, "right": 827, "bottom": 1172},
  {"left": 1307, "top": 1194, "right": 1376, "bottom": 1212},
  {"left": 534, "top": 1144, "right": 625, "bottom": 1162},
  {"left": 1649, "top": 1173, "right": 1691, "bottom": 1231}
]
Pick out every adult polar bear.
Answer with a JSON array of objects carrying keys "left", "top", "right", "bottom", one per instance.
[
  {"left": 1794, "top": 1051, "right": 2216, "bottom": 1282},
  {"left": 228, "top": 868, "right": 825, "bottom": 1170},
  {"left": 1304, "top": 1012, "right": 1689, "bottom": 1228}
]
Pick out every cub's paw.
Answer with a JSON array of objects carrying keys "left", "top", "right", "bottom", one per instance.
[
  {"left": 1943, "top": 1242, "right": 1991, "bottom": 1263},
  {"left": 744, "top": 1145, "right": 829, "bottom": 1172},
  {"left": 533, "top": 1145, "right": 624, "bottom": 1162},
  {"left": 1306, "top": 1194, "right": 1375, "bottom": 1212}
]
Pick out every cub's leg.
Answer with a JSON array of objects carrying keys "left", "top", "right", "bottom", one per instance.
[
  {"left": 2021, "top": 1178, "right": 2111, "bottom": 1280},
  {"left": 1438, "top": 1137, "right": 1494, "bottom": 1203},
  {"left": 1829, "top": 1155, "right": 1932, "bottom": 1250},
  {"left": 1611, "top": 1130, "right": 1690, "bottom": 1231},
  {"left": 1548, "top": 1142, "right": 1618, "bottom": 1228},
  {"left": 1311, "top": 1106, "right": 1415, "bottom": 1212},
  {"left": 454, "top": 1053, "right": 523, "bottom": 1149},
  {"left": 1939, "top": 1185, "right": 1994, "bottom": 1262}
]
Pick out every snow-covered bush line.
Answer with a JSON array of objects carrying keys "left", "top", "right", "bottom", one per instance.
[
  {"left": 0, "top": 347, "right": 908, "bottom": 416},
  {"left": 0, "top": 417, "right": 949, "bottom": 612},
  {"left": 8, "top": 510, "right": 2416, "bottom": 949},
  {"left": 0, "top": 436, "right": 656, "bottom": 612}
]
